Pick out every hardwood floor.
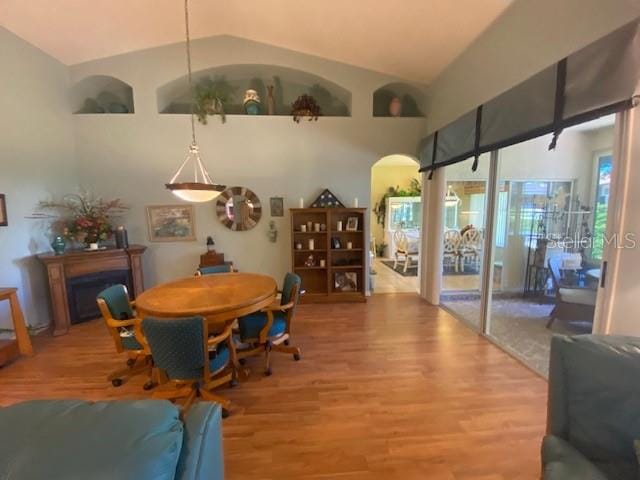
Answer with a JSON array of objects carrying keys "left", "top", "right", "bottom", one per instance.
[{"left": 0, "top": 294, "right": 547, "bottom": 479}]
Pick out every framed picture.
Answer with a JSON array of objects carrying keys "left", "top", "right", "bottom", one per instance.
[
  {"left": 146, "top": 205, "right": 196, "bottom": 242},
  {"left": 0, "top": 194, "right": 6, "bottom": 227},
  {"left": 334, "top": 272, "right": 357, "bottom": 292},
  {"left": 269, "top": 197, "right": 284, "bottom": 217},
  {"left": 346, "top": 217, "right": 359, "bottom": 231},
  {"left": 331, "top": 237, "right": 342, "bottom": 249}
]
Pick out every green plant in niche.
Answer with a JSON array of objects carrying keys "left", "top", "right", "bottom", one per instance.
[
  {"left": 194, "top": 75, "right": 236, "bottom": 124},
  {"left": 374, "top": 178, "right": 421, "bottom": 226}
]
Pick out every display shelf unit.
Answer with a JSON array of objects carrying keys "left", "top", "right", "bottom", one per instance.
[
  {"left": 157, "top": 64, "right": 351, "bottom": 117},
  {"left": 290, "top": 208, "right": 366, "bottom": 303},
  {"left": 72, "top": 75, "right": 135, "bottom": 114},
  {"left": 372, "top": 82, "right": 425, "bottom": 117}
]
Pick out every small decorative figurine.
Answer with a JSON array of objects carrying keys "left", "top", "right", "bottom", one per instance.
[
  {"left": 267, "top": 221, "right": 278, "bottom": 243},
  {"left": 267, "top": 85, "right": 275, "bottom": 115},
  {"left": 51, "top": 236, "right": 66, "bottom": 255},
  {"left": 206, "top": 236, "right": 215, "bottom": 251},
  {"left": 304, "top": 254, "right": 315, "bottom": 267},
  {"left": 243, "top": 89, "right": 261, "bottom": 115}
]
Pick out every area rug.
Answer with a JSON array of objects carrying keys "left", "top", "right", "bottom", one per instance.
[{"left": 381, "top": 260, "right": 417, "bottom": 277}]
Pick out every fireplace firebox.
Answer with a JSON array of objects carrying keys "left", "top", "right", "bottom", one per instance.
[{"left": 66, "top": 270, "right": 132, "bottom": 325}]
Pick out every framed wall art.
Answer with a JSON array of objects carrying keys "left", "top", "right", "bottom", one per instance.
[
  {"left": 146, "top": 205, "right": 196, "bottom": 242},
  {"left": 0, "top": 194, "right": 7, "bottom": 227},
  {"left": 269, "top": 197, "right": 284, "bottom": 217}
]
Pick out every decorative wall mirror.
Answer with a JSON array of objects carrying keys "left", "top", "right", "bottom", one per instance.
[{"left": 216, "top": 186, "right": 262, "bottom": 231}]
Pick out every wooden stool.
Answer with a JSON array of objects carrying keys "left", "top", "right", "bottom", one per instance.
[{"left": 0, "top": 288, "right": 34, "bottom": 366}]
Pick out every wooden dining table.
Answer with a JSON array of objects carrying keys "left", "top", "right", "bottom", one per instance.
[{"left": 135, "top": 272, "right": 278, "bottom": 326}]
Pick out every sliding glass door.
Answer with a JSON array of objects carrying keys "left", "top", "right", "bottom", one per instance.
[{"left": 440, "top": 117, "right": 615, "bottom": 376}]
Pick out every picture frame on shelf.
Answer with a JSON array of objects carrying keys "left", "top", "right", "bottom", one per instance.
[
  {"left": 331, "top": 237, "right": 342, "bottom": 249},
  {"left": 269, "top": 197, "right": 284, "bottom": 217},
  {"left": 146, "top": 205, "right": 196, "bottom": 242},
  {"left": 0, "top": 194, "right": 7, "bottom": 227},
  {"left": 346, "top": 217, "right": 359, "bottom": 231},
  {"left": 334, "top": 272, "right": 357, "bottom": 292}
]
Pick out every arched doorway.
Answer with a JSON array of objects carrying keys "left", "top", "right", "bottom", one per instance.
[{"left": 370, "top": 154, "right": 422, "bottom": 294}]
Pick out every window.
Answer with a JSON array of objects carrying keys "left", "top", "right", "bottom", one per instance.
[{"left": 592, "top": 154, "right": 612, "bottom": 260}]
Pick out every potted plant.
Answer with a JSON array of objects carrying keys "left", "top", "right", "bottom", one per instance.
[
  {"left": 194, "top": 76, "right": 236, "bottom": 124},
  {"left": 291, "top": 94, "right": 321, "bottom": 123}
]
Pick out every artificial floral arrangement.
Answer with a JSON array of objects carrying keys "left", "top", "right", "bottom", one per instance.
[
  {"left": 291, "top": 94, "right": 321, "bottom": 123},
  {"left": 33, "top": 192, "right": 128, "bottom": 246},
  {"left": 374, "top": 178, "right": 422, "bottom": 226},
  {"left": 194, "top": 76, "right": 236, "bottom": 124}
]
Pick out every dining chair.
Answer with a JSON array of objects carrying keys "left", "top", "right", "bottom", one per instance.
[
  {"left": 459, "top": 228, "right": 482, "bottom": 272},
  {"left": 96, "top": 285, "right": 154, "bottom": 390},
  {"left": 195, "top": 263, "right": 234, "bottom": 276},
  {"left": 443, "top": 229, "right": 461, "bottom": 273},
  {"left": 393, "top": 230, "right": 419, "bottom": 272},
  {"left": 141, "top": 316, "right": 235, "bottom": 417},
  {"left": 236, "top": 272, "right": 302, "bottom": 376}
]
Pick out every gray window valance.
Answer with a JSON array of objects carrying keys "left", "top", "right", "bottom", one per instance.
[{"left": 419, "top": 19, "right": 640, "bottom": 174}]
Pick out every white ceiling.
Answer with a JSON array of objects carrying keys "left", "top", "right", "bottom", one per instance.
[{"left": 0, "top": 0, "right": 512, "bottom": 84}]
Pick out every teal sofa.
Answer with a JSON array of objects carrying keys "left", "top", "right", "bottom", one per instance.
[
  {"left": 542, "top": 335, "right": 640, "bottom": 479},
  {"left": 0, "top": 399, "right": 224, "bottom": 480}
]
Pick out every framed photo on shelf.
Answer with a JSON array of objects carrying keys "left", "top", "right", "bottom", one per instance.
[
  {"left": 331, "top": 237, "right": 342, "bottom": 249},
  {"left": 334, "top": 272, "right": 357, "bottom": 292},
  {"left": 269, "top": 197, "right": 284, "bottom": 217},
  {"left": 0, "top": 194, "right": 7, "bottom": 227},
  {"left": 346, "top": 217, "right": 359, "bottom": 231},
  {"left": 146, "top": 205, "right": 196, "bottom": 242}
]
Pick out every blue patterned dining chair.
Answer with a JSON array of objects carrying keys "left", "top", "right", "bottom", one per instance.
[
  {"left": 236, "top": 273, "right": 303, "bottom": 376},
  {"left": 195, "top": 264, "right": 234, "bottom": 276},
  {"left": 141, "top": 316, "right": 235, "bottom": 417},
  {"left": 96, "top": 284, "right": 154, "bottom": 390}
]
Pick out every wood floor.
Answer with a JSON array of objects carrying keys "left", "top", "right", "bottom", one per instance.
[{"left": 0, "top": 294, "right": 547, "bottom": 479}]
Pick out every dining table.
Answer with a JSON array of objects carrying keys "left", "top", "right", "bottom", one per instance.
[{"left": 135, "top": 272, "right": 278, "bottom": 326}]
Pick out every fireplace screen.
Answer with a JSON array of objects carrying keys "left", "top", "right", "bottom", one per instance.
[{"left": 66, "top": 270, "right": 132, "bottom": 324}]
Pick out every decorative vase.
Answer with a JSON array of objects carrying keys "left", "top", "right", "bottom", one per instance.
[
  {"left": 243, "top": 89, "right": 261, "bottom": 115},
  {"left": 51, "top": 236, "right": 66, "bottom": 255},
  {"left": 389, "top": 97, "right": 402, "bottom": 117},
  {"left": 267, "top": 85, "right": 275, "bottom": 115},
  {"left": 115, "top": 226, "right": 129, "bottom": 249}
]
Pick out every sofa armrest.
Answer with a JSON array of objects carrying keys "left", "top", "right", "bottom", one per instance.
[
  {"left": 542, "top": 435, "right": 608, "bottom": 480},
  {"left": 176, "top": 402, "right": 224, "bottom": 480}
]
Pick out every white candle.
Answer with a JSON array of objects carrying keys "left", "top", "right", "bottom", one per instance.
[
  {"left": 320, "top": 259, "right": 326, "bottom": 267},
  {"left": 347, "top": 241, "right": 353, "bottom": 249},
  {"left": 354, "top": 197, "right": 359, "bottom": 207},
  {"left": 309, "top": 239, "right": 315, "bottom": 250},
  {"left": 299, "top": 198, "right": 304, "bottom": 208},
  {"left": 337, "top": 221, "right": 343, "bottom": 231}
]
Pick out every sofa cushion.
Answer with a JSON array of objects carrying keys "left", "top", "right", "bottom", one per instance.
[
  {"left": 560, "top": 336, "right": 640, "bottom": 463},
  {"left": 542, "top": 435, "right": 608, "bottom": 480},
  {"left": 0, "top": 400, "right": 184, "bottom": 480}
]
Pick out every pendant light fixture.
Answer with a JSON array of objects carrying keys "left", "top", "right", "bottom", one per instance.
[
  {"left": 165, "top": 0, "right": 225, "bottom": 202},
  {"left": 444, "top": 185, "right": 460, "bottom": 207}
]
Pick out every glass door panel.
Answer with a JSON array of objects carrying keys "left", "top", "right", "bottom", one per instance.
[{"left": 440, "top": 154, "right": 490, "bottom": 328}]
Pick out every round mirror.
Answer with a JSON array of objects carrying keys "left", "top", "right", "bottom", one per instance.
[{"left": 216, "top": 186, "right": 262, "bottom": 231}]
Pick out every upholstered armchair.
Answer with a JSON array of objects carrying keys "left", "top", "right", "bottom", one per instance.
[
  {"left": 195, "top": 264, "right": 234, "bottom": 276},
  {"left": 547, "top": 257, "right": 596, "bottom": 328},
  {"left": 542, "top": 335, "right": 640, "bottom": 479},
  {"left": 141, "top": 316, "right": 236, "bottom": 417},
  {"left": 96, "top": 284, "right": 154, "bottom": 390},
  {"left": 236, "top": 273, "right": 302, "bottom": 376}
]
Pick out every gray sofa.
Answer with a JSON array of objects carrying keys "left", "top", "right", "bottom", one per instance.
[
  {"left": 0, "top": 399, "right": 224, "bottom": 480},
  {"left": 542, "top": 335, "right": 640, "bottom": 479}
]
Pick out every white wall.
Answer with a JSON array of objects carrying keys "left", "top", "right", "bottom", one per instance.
[
  {"left": 70, "top": 36, "right": 426, "bottom": 289},
  {"left": 0, "top": 27, "right": 76, "bottom": 330},
  {"left": 370, "top": 165, "right": 421, "bottom": 251},
  {"left": 425, "top": 0, "right": 640, "bottom": 132}
]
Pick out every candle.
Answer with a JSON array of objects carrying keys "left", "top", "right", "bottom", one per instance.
[
  {"left": 320, "top": 259, "right": 326, "bottom": 267},
  {"left": 314, "top": 223, "right": 320, "bottom": 232},
  {"left": 301, "top": 224, "right": 307, "bottom": 232},
  {"left": 337, "top": 221, "right": 343, "bottom": 231},
  {"left": 347, "top": 241, "right": 353, "bottom": 249},
  {"left": 354, "top": 197, "right": 359, "bottom": 208},
  {"left": 309, "top": 239, "right": 315, "bottom": 250},
  {"left": 299, "top": 198, "right": 304, "bottom": 208}
]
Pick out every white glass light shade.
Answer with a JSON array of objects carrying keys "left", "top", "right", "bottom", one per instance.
[{"left": 165, "top": 143, "right": 224, "bottom": 203}]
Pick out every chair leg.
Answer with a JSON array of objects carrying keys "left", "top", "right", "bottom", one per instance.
[
  {"left": 199, "top": 388, "right": 231, "bottom": 417},
  {"left": 393, "top": 254, "right": 398, "bottom": 269},
  {"left": 107, "top": 356, "right": 151, "bottom": 386},
  {"left": 264, "top": 343, "right": 272, "bottom": 376},
  {"left": 403, "top": 255, "right": 410, "bottom": 273},
  {"left": 271, "top": 343, "right": 301, "bottom": 361}
]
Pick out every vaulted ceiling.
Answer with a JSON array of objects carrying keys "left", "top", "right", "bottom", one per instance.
[{"left": 0, "top": 0, "right": 511, "bottom": 84}]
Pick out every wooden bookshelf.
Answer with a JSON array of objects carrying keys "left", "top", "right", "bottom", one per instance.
[{"left": 290, "top": 208, "right": 367, "bottom": 303}]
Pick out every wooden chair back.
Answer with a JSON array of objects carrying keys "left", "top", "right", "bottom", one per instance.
[
  {"left": 394, "top": 230, "right": 409, "bottom": 253},
  {"left": 443, "top": 229, "right": 461, "bottom": 254},
  {"left": 96, "top": 284, "right": 138, "bottom": 354}
]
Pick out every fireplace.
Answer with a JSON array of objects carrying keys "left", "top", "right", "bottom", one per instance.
[
  {"left": 66, "top": 270, "right": 132, "bottom": 325},
  {"left": 38, "top": 245, "right": 146, "bottom": 335}
]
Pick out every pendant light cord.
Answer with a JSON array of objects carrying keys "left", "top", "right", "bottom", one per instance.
[{"left": 184, "top": 0, "right": 196, "bottom": 146}]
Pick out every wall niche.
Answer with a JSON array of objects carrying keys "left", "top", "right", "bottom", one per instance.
[
  {"left": 157, "top": 64, "right": 351, "bottom": 118},
  {"left": 72, "top": 75, "right": 134, "bottom": 114},
  {"left": 373, "top": 82, "right": 425, "bottom": 117}
]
